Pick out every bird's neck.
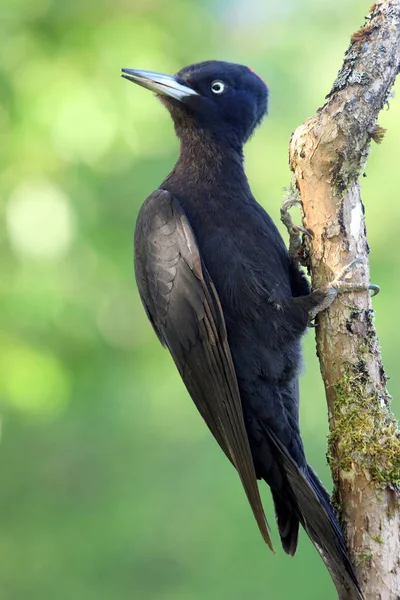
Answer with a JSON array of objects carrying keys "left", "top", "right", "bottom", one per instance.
[{"left": 173, "top": 128, "right": 247, "bottom": 189}]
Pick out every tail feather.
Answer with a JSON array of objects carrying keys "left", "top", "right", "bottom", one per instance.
[
  {"left": 272, "top": 492, "right": 299, "bottom": 556},
  {"left": 262, "top": 424, "right": 364, "bottom": 600}
]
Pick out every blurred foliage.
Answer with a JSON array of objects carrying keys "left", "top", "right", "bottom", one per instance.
[{"left": 0, "top": 0, "right": 399, "bottom": 599}]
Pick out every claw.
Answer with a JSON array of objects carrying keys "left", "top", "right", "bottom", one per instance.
[
  {"left": 307, "top": 258, "right": 379, "bottom": 320},
  {"left": 280, "top": 197, "right": 311, "bottom": 264},
  {"left": 330, "top": 258, "right": 362, "bottom": 286},
  {"left": 291, "top": 224, "right": 312, "bottom": 238},
  {"left": 369, "top": 284, "right": 380, "bottom": 297}
]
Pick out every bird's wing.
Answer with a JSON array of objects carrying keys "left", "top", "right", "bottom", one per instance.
[{"left": 134, "top": 189, "right": 273, "bottom": 550}]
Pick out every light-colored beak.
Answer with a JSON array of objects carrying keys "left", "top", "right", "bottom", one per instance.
[{"left": 121, "top": 68, "right": 199, "bottom": 102}]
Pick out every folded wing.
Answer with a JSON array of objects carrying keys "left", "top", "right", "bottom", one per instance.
[{"left": 134, "top": 189, "right": 273, "bottom": 549}]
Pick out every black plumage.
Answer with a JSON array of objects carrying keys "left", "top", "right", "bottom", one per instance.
[{"left": 122, "top": 61, "right": 363, "bottom": 600}]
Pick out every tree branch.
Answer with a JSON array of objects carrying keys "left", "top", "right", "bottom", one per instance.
[{"left": 288, "top": 1, "right": 400, "bottom": 598}]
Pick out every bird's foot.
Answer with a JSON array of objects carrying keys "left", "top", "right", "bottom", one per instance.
[
  {"left": 308, "top": 259, "right": 380, "bottom": 323},
  {"left": 280, "top": 197, "right": 311, "bottom": 264}
]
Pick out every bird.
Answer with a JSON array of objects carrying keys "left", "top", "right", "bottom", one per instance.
[{"left": 121, "top": 60, "right": 365, "bottom": 600}]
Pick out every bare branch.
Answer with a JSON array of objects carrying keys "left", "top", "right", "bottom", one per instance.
[{"left": 288, "top": 1, "right": 400, "bottom": 598}]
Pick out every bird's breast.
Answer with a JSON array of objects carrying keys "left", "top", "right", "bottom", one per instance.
[
  {"left": 193, "top": 210, "right": 292, "bottom": 319},
  {"left": 161, "top": 181, "right": 292, "bottom": 320}
]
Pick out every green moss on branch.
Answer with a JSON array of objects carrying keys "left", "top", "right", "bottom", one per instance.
[{"left": 328, "top": 358, "right": 400, "bottom": 485}]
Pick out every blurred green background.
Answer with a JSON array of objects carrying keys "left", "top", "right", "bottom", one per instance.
[{"left": 0, "top": 0, "right": 399, "bottom": 599}]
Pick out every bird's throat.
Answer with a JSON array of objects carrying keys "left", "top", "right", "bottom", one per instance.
[{"left": 174, "top": 128, "right": 246, "bottom": 188}]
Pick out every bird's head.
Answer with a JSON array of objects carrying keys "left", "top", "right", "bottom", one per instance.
[{"left": 121, "top": 61, "right": 268, "bottom": 148}]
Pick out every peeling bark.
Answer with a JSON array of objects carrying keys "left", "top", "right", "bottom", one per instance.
[{"left": 287, "top": 1, "right": 400, "bottom": 598}]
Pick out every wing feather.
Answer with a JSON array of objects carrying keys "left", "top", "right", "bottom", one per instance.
[{"left": 134, "top": 189, "right": 273, "bottom": 549}]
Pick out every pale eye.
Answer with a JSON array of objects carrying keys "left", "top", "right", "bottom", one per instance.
[{"left": 211, "top": 80, "right": 226, "bottom": 95}]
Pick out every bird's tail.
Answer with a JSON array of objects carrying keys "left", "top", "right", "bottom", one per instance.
[{"left": 264, "top": 426, "right": 364, "bottom": 600}]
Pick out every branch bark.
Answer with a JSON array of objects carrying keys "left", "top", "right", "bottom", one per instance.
[{"left": 288, "top": 2, "right": 400, "bottom": 598}]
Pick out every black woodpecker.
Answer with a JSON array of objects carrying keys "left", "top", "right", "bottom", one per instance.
[{"left": 122, "top": 61, "right": 368, "bottom": 600}]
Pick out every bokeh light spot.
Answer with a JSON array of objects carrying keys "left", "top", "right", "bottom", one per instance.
[
  {"left": 0, "top": 339, "right": 70, "bottom": 416},
  {"left": 6, "top": 180, "right": 76, "bottom": 261}
]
